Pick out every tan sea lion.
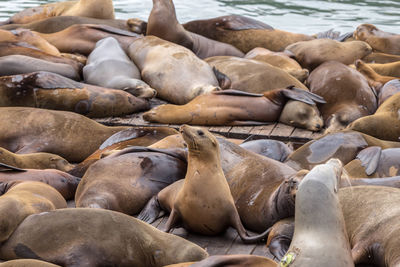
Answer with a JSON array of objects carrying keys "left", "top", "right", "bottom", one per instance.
[
  {"left": 149, "top": 134, "right": 186, "bottom": 149},
  {"left": 285, "top": 39, "right": 372, "bottom": 70},
  {"left": 129, "top": 36, "right": 220, "bottom": 104},
  {"left": 307, "top": 61, "right": 377, "bottom": 132},
  {"left": 0, "top": 208, "right": 208, "bottom": 266},
  {"left": 0, "top": 107, "right": 130, "bottom": 162},
  {"left": 0, "top": 147, "right": 73, "bottom": 172},
  {"left": 205, "top": 56, "right": 308, "bottom": 92},
  {"left": 0, "top": 181, "right": 66, "bottom": 243},
  {"left": 347, "top": 92, "right": 400, "bottom": 142},
  {"left": 146, "top": 0, "right": 244, "bottom": 58},
  {"left": 183, "top": 15, "right": 313, "bottom": 53},
  {"left": 0, "top": 71, "right": 150, "bottom": 118},
  {"left": 157, "top": 125, "right": 271, "bottom": 243},
  {"left": 285, "top": 130, "right": 400, "bottom": 171},
  {"left": 75, "top": 147, "right": 186, "bottom": 215},
  {"left": 164, "top": 255, "right": 278, "bottom": 267},
  {"left": 0, "top": 259, "right": 61, "bottom": 267},
  {"left": 0, "top": 165, "right": 80, "bottom": 200},
  {"left": 245, "top": 47, "right": 309, "bottom": 82},
  {"left": 143, "top": 88, "right": 325, "bottom": 131},
  {"left": 355, "top": 59, "right": 398, "bottom": 89},
  {"left": 354, "top": 24, "right": 400, "bottom": 55},
  {"left": 362, "top": 52, "right": 400, "bottom": 64},
  {"left": 280, "top": 159, "right": 354, "bottom": 267},
  {"left": 1, "top": 0, "right": 115, "bottom": 25}
]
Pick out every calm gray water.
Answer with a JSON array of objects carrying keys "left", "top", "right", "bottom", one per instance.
[{"left": 0, "top": 0, "right": 399, "bottom": 34}]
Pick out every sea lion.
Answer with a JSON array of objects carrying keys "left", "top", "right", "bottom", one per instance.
[
  {"left": 1, "top": 0, "right": 115, "bottom": 25},
  {"left": 0, "top": 259, "right": 61, "bottom": 267},
  {"left": 0, "top": 71, "right": 150, "bottom": 118},
  {"left": 245, "top": 47, "right": 309, "bottom": 82},
  {"left": 347, "top": 92, "right": 400, "bottom": 142},
  {"left": 240, "top": 139, "right": 293, "bottom": 162},
  {"left": 0, "top": 166, "right": 80, "bottom": 200},
  {"left": 0, "top": 55, "right": 80, "bottom": 80},
  {"left": 146, "top": 0, "right": 244, "bottom": 58},
  {"left": 344, "top": 146, "right": 400, "bottom": 178},
  {"left": 149, "top": 134, "right": 186, "bottom": 149},
  {"left": 143, "top": 88, "right": 325, "bottom": 131},
  {"left": 83, "top": 37, "right": 156, "bottom": 98},
  {"left": 285, "top": 39, "right": 372, "bottom": 70},
  {"left": 266, "top": 218, "right": 295, "bottom": 260},
  {"left": 204, "top": 56, "right": 308, "bottom": 92},
  {"left": 182, "top": 15, "right": 313, "bottom": 53},
  {"left": 0, "top": 181, "right": 66, "bottom": 243},
  {"left": 355, "top": 59, "right": 398, "bottom": 90},
  {"left": 0, "top": 147, "right": 74, "bottom": 172},
  {"left": 0, "top": 107, "right": 130, "bottom": 162},
  {"left": 0, "top": 208, "right": 208, "bottom": 266},
  {"left": 75, "top": 147, "right": 186, "bottom": 215},
  {"left": 285, "top": 130, "right": 400, "bottom": 171},
  {"left": 157, "top": 125, "right": 271, "bottom": 243},
  {"left": 129, "top": 36, "right": 220, "bottom": 104},
  {"left": 378, "top": 79, "right": 400, "bottom": 105},
  {"left": 164, "top": 255, "right": 278, "bottom": 267},
  {"left": 307, "top": 61, "right": 377, "bottom": 133},
  {"left": 362, "top": 52, "right": 400, "bottom": 64},
  {"left": 354, "top": 24, "right": 400, "bottom": 55},
  {"left": 280, "top": 159, "right": 354, "bottom": 267}
]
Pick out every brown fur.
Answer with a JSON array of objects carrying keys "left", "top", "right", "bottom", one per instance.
[{"left": 354, "top": 24, "right": 400, "bottom": 55}]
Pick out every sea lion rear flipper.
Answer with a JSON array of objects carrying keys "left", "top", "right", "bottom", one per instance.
[
  {"left": 217, "top": 15, "right": 274, "bottom": 31},
  {"left": 212, "top": 67, "right": 231, "bottom": 89},
  {"left": 126, "top": 18, "right": 147, "bottom": 35},
  {"left": 0, "top": 163, "right": 26, "bottom": 172},
  {"left": 268, "top": 236, "right": 292, "bottom": 261},
  {"left": 137, "top": 196, "right": 165, "bottom": 224},
  {"left": 212, "top": 89, "right": 263, "bottom": 97},
  {"left": 335, "top": 32, "right": 354, "bottom": 42},
  {"left": 357, "top": 146, "right": 382, "bottom": 176},
  {"left": 313, "top": 28, "right": 341, "bottom": 40}
]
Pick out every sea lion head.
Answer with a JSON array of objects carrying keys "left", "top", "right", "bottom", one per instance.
[
  {"left": 354, "top": 24, "right": 379, "bottom": 40},
  {"left": 279, "top": 100, "right": 323, "bottom": 131},
  {"left": 179, "top": 125, "right": 217, "bottom": 154},
  {"left": 47, "top": 156, "right": 75, "bottom": 173}
]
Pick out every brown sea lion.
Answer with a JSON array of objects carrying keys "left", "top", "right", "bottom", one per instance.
[
  {"left": 0, "top": 165, "right": 80, "bottom": 200},
  {"left": 266, "top": 218, "right": 295, "bottom": 260},
  {"left": 0, "top": 107, "right": 130, "bottom": 162},
  {"left": 182, "top": 15, "right": 313, "bottom": 53},
  {"left": 285, "top": 130, "right": 400, "bottom": 171},
  {"left": 307, "top": 61, "right": 377, "bottom": 133},
  {"left": 164, "top": 255, "right": 278, "bottom": 267},
  {"left": 362, "top": 52, "right": 400, "bottom": 64},
  {"left": 0, "top": 208, "right": 208, "bottom": 266},
  {"left": 354, "top": 24, "right": 400, "bottom": 55},
  {"left": 0, "top": 181, "right": 66, "bottom": 243},
  {"left": 146, "top": 0, "right": 244, "bottom": 58},
  {"left": 1, "top": 0, "right": 115, "bottom": 25},
  {"left": 285, "top": 39, "right": 372, "bottom": 70},
  {"left": 240, "top": 139, "right": 293, "bottom": 162},
  {"left": 0, "top": 55, "right": 80, "bottom": 80},
  {"left": 129, "top": 36, "right": 220, "bottom": 104},
  {"left": 0, "top": 147, "right": 73, "bottom": 172},
  {"left": 347, "top": 92, "right": 400, "bottom": 142},
  {"left": 280, "top": 159, "right": 354, "bottom": 267},
  {"left": 355, "top": 59, "right": 398, "bottom": 89},
  {"left": 156, "top": 125, "right": 271, "bottom": 243},
  {"left": 245, "top": 47, "right": 309, "bottom": 82},
  {"left": 205, "top": 56, "right": 308, "bottom": 92},
  {"left": 143, "top": 88, "right": 325, "bottom": 130},
  {"left": 0, "top": 71, "right": 150, "bottom": 118},
  {"left": 149, "top": 134, "right": 186, "bottom": 149},
  {"left": 0, "top": 259, "right": 61, "bottom": 267},
  {"left": 378, "top": 79, "right": 400, "bottom": 105}
]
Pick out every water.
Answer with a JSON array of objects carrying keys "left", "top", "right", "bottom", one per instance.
[{"left": 0, "top": 0, "right": 399, "bottom": 34}]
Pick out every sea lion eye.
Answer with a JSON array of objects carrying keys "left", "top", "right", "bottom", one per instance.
[{"left": 197, "top": 130, "right": 204, "bottom": 136}]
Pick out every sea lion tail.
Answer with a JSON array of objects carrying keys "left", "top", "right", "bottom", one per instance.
[{"left": 137, "top": 196, "right": 165, "bottom": 224}]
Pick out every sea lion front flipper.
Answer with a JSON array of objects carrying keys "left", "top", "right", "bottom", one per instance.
[
  {"left": 33, "top": 71, "right": 83, "bottom": 89},
  {"left": 212, "top": 67, "right": 231, "bottom": 89},
  {"left": 228, "top": 121, "right": 272, "bottom": 126},
  {"left": 86, "top": 24, "right": 141, "bottom": 37},
  {"left": 217, "top": 15, "right": 274, "bottom": 31},
  {"left": 213, "top": 89, "right": 263, "bottom": 97},
  {"left": 282, "top": 87, "right": 326, "bottom": 105},
  {"left": 137, "top": 196, "right": 165, "bottom": 224},
  {"left": 313, "top": 28, "right": 341, "bottom": 40},
  {"left": 335, "top": 32, "right": 354, "bottom": 42},
  {"left": 0, "top": 163, "right": 26, "bottom": 172},
  {"left": 357, "top": 146, "right": 382, "bottom": 176},
  {"left": 126, "top": 18, "right": 148, "bottom": 35}
]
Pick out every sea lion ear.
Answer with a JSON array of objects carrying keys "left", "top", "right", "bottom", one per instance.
[{"left": 357, "top": 146, "right": 382, "bottom": 176}]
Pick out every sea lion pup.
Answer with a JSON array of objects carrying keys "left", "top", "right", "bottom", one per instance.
[
  {"left": 355, "top": 59, "right": 399, "bottom": 90},
  {"left": 344, "top": 146, "right": 400, "bottom": 178},
  {"left": 0, "top": 181, "right": 66, "bottom": 243},
  {"left": 204, "top": 56, "right": 308, "bottom": 92},
  {"left": 75, "top": 147, "right": 187, "bottom": 214},
  {"left": 146, "top": 0, "right": 243, "bottom": 59},
  {"left": 0, "top": 71, "right": 150, "bottom": 118},
  {"left": 143, "top": 88, "right": 325, "bottom": 131},
  {"left": 0, "top": 147, "right": 74, "bottom": 172},
  {"left": 307, "top": 61, "right": 377, "bottom": 133},
  {"left": 0, "top": 165, "right": 80, "bottom": 200},
  {"left": 0, "top": 208, "right": 208, "bottom": 267},
  {"left": 285, "top": 130, "right": 400, "bottom": 171},
  {"left": 245, "top": 47, "right": 309, "bottom": 82},
  {"left": 0, "top": 259, "right": 61, "bottom": 267},
  {"left": 280, "top": 159, "right": 354, "bottom": 267},
  {"left": 347, "top": 92, "right": 400, "bottom": 142},
  {"left": 164, "top": 255, "right": 278, "bottom": 267},
  {"left": 159, "top": 125, "right": 271, "bottom": 244},
  {"left": 182, "top": 15, "right": 313, "bottom": 53},
  {"left": 354, "top": 24, "right": 400, "bottom": 55},
  {"left": 83, "top": 37, "right": 156, "bottom": 98},
  {"left": 0, "top": 0, "right": 115, "bottom": 25},
  {"left": 239, "top": 139, "right": 293, "bottom": 162},
  {"left": 0, "top": 107, "right": 130, "bottom": 162},
  {"left": 285, "top": 38, "right": 372, "bottom": 70},
  {"left": 129, "top": 36, "right": 220, "bottom": 105},
  {"left": 35, "top": 24, "right": 140, "bottom": 56},
  {"left": 0, "top": 16, "right": 130, "bottom": 33},
  {"left": 0, "top": 55, "right": 80, "bottom": 80}
]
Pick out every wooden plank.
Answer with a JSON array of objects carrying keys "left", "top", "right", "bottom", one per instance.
[
  {"left": 252, "top": 124, "right": 277, "bottom": 138},
  {"left": 270, "top": 123, "right": 295, "bottom": 141},
  {"left": 208, "top": 126, "right": 232, "bottom": 138},
  {"left": 228, "top": 126, "right": 254, "bottom": 139}
]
